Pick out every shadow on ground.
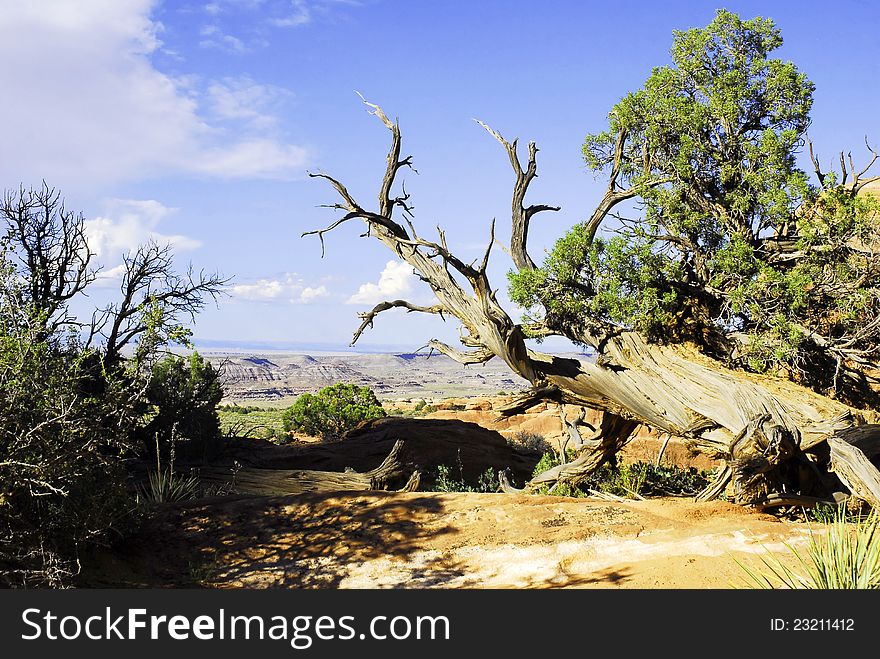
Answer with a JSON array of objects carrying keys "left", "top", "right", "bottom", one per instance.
[{"left": 80, "top": 491, "right": 464, "bottom": 588}]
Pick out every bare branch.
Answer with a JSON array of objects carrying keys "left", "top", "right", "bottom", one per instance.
[
  {"left": 422, "top": 339, "right": 495, "bottom": 365},
  {"left": 808, "top": 138, "right": 827, "bottom": 187},
  {"left": 351, "top": 299, "right": 446, "bottom": 346},
  {"left": 475, "top": 120, "right": 560, "bottom": 272},
  {"left": 301, "top": 210, "right": 362, "bottom": 258},
  {"left": 582, "top": 128, "right": 673, "bottom": 245},
  {"left": 0, "top": 183, "right": 97, "bottom": 334},
  {"left": 102, "top": 241, "right": 228, "bottom": 367},
  {"left": 852, "top": 137, "right": 880, "bottom": 192}
]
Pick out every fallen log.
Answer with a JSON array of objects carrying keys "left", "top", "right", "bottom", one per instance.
[{"left": 200, "top": 439, "right": 415, "bottom": 496}]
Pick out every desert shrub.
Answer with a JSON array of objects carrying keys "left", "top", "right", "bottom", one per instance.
[
  {"left": 282, "top": 383, "right": 386, "bottom": 438},
  {"left": 433, "top": 465, "right": 499, "bottom": 493},
  {"left": 739, "top": 507, "right": 880, "bottom": 589},
  {"left": 142, "top": 352, "right": 223, "bottom": 457},
  {"left": 508, "top": 430, "right": 552, "bottom": 454},
  {"left": 0, "top": 185, "right": 224, "bottom": 587},
  {"left": 806, "top": 501, "right": 867, "bottom": 524},
  {"left": 635, "top": 463, "right": 711, "bottom": 496},
  {"left": 0, "top": 325, "right": 140, "bottom": 586}
]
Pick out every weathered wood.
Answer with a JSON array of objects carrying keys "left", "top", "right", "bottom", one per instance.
[
  {"left": 498, "top": 470, "right": 523, "bottom": 494},
  {"left": 752, "top": 493, "right": 839, "bottom": 511},
  {"left": 828, "top": 436, "right": 880, "bottom": 509},
  {"left": 695, "top": 465, "right": 732, "bottom": 502},
  {"left": 526, "top": 413, "right": 638, "bottom": 492},
  {"left": 836, "top": 424, "right": 880, "bottom": 459},
  {"left": 398, "top": 470, "right": 421, "bottom": 492},
  {"left": 201, "top": 439, "right": 414, "bottom": 496}
]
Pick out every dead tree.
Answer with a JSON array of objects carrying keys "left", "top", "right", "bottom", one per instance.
[
  {"left": 200, "top": 439, "right": 419, "bottom": 495},
  {"left": 0, "top": 183, "right": 95, "bottom": 336},
  {"left": 304, "top": 97, "right": 880, "bottom": 509},
  {"left": 89, "top": 241, "right": 228, "bottom": 368}
]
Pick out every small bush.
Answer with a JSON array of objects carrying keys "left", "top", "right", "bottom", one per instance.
[
  {"left": 433, "top": 465, "right": 499, "bottom": 493},
  {"left": 429, "top": 449, "right": 499, "bottom": 493},
  {"left": 508, "top": 431, "right": 552, "bottom": 454},
  {"left": 143, "top": 352, "right": 223, "bottom": 457},
  {"left": 282, "top": 383, "right": 386, "bottom": 438}
]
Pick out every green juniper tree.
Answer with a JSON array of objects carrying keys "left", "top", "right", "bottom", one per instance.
[{"left": 282, "top": 383, "right": 386, "bottom": 438}]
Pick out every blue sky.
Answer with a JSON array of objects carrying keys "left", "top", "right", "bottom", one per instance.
[{"left": 2, "top": 0, "right": 878, "bottom": 351}]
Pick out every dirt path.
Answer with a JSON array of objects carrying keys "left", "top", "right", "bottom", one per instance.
[{"left": 86, "top": 492, "right": 812, "bottom": 589}]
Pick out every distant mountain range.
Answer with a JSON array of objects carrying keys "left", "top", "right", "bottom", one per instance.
[{"left": 204, "top": 350, "right": 591, "bottom": 404}]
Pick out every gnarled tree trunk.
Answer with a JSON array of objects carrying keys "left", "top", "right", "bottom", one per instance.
[
  {"left": 201, "top": 439, "right": 419, "bottom": 496},
  {"left": 305, "top": 98, "right": 880, "bottom": 509}
]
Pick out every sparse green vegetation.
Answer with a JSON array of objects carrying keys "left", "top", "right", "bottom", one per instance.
[
  {"left": 218, "top": 404, "right": 288, "bottom": 440},
  {"left": 138, "top": 468, "right": 201, "bottom": 505},
  {"left": 433, "top": 464, "right": 499, "bottom": 494},
  {"left": 531, "top": 452, "right": 711, "bottom": 499}
]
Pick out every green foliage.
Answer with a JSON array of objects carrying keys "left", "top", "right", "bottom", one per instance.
[
  {"left": 807, "top": 502, "right": 865, "bottom": 525},
  {"left": 142, "top": 352, "right": 223, "bottom": 455},
  {"left": 0, "top": 311, "right": 140, "bottom": 586},
  {"left": 509, "top": 10, "right": 880, "bottom": 396},
  {"left": 738, "top": 507, "right": 880, "bottom": 589},
  {"left": 0, "top": 186, "right": 224, "bottom": 587},
  {"left": 282, "top": 383, "right": 386, "bottom": 438}
]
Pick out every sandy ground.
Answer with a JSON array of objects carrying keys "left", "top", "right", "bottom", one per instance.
[{"left": 86, "top": 491, "right": 812, "bottom": 589}]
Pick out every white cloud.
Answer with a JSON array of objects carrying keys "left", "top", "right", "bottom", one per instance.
[
  {"left": 0, "top": 0, "right": 307, "bottom": 187},
  {"left": 271, "top": 0, "right": 311, "bottom": 27},
  {"left": 347, "top": 260, "right": 418, "bottom": 305},
  {"left": 231, "top": 274, "right": 329, "bottom": 304},
  {"left": 199, "top": 24, "right": 248, "bottom": 53},
  {"left": 202, "top": 0, "right": 359, "bottom": 31},
  {"left": 85, "top": 198, "right": 202, "bottom": 288},
  {"left": 85, "top": 199, "right": 201, "bottom": 261},
  {"left": 300, "top": 285, "right": 329, "bottom": 302},
  {"left": 93, "top": 264, "right": 130, "bottom": 287},
  {"left": 206, "top": 77, "right": 294, "bottom": 131}
]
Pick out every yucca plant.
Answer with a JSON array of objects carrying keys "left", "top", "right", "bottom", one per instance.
[
  {"left": 738, "top": 506, "right": 880, "bottom": 589},
  {"left": 139, "top": 468, "right": 200, "bottom": 504}
]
